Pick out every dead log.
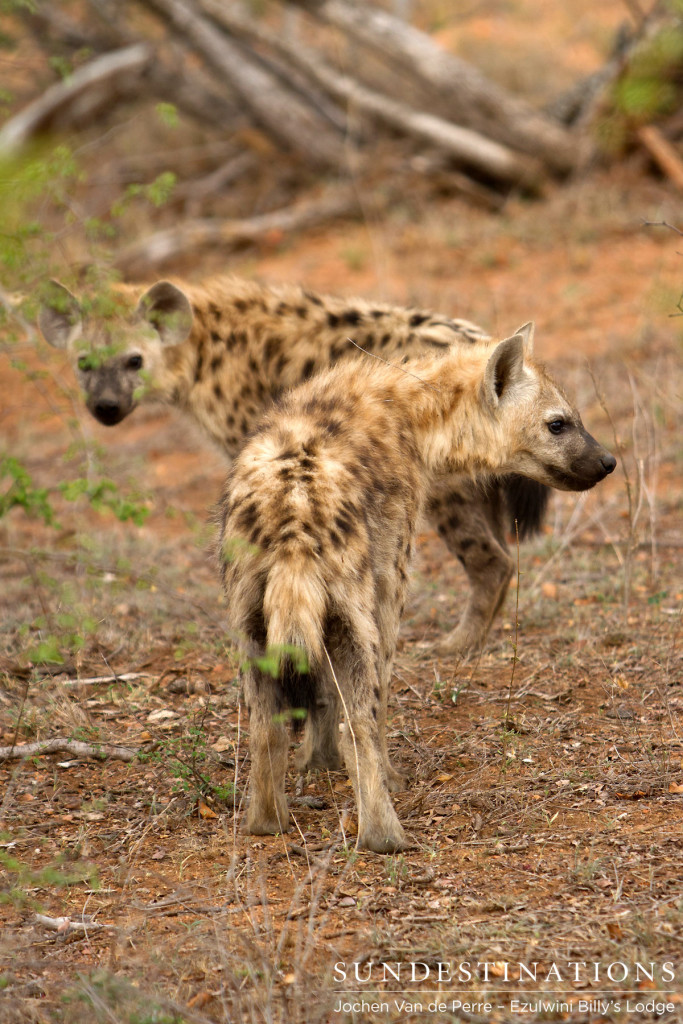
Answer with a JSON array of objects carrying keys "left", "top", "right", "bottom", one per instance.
[
  {"left": 291, "top": 0, "right": 580, "bottom": 174},
  {"left": 115, "top": 188, "right": 361, "bottom": 274},
  {"left": 137, "top": 0, "right": 345, "bottom": 170},
  {"left": 201, "top": 0, "right": 541, "bottom": 187},
  {"left": 0, "top": 44, "right": 150, "bottom": 156}
]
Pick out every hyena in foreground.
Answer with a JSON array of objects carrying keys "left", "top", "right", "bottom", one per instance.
[
  {"left": 217, "top": 324, "right": 616, "bottom": 853},
  {"left": 39, "top": 276, "right": 548, "bottom": 654}
]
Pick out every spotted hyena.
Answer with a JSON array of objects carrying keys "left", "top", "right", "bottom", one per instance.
[
  {"left": 217, "top": 324, "right": 616, "bottom": 853},
  {"left": 39, "top": 275, "right": 548, "bottom": 654}
]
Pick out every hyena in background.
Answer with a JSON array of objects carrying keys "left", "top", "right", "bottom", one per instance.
[
  {"left": 217, "top": 324, "right": 616, "bottom": 853},
  {"left": 38, "top": 276, "right": 549, "bottom": 655}
]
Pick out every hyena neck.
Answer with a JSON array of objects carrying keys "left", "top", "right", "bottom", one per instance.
[
  {"left": 157, "top": 333, "right": 201, "bottom": 409},
  {"left": 394, "top": 348, "right": 512, "bottom": 479}
]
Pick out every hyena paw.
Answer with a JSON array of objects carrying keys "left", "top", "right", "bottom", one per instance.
[
  {"left": 386, "top": 761, "right": 407, "bottom": 793},
  {"left": 432, "top": 623, "right": 485, "bottom": 658},
  {"left": 294, "top": 747, "right": 343, "bottom": 773},
  {"left": 358, "top": 818, "right": 408, "bottom": 854},
  {"left": 245, "top": 803, "right": 290, "bottom": 836}
]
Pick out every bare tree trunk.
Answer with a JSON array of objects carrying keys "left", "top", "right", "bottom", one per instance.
[
  {"left": 137, "top": 0, "right": 345, "bottom": 171},
  {"left": 292, "top": 0, "right": 581, "bottom": 174},
  {"left": 201, "top": 0, "right": 541, "bottom": 187}
]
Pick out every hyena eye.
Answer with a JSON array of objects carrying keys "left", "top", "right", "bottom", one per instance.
[
  {"left": 547, "top": 419, "right": 565, "bottom": 435},
  {"left": 127, "top": 354, "right": 143, "bottom": 371}
]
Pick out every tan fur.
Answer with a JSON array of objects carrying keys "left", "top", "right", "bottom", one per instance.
[
  {"left": 39, "top": 274, "right": 548, "bottom": 655},
  {"left": 217, "top": 330, "right": 616, "bottom": 852}
]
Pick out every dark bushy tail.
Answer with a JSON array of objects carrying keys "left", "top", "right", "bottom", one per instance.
[{"left": 502, "top": 475, "right": 550, "bottom": 541}]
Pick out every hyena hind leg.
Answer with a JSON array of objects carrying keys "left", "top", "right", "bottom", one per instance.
[
  {"left": 243, "top": 669, "right": 290, "bottom": 836},
  {"left": 427, "top": 479, "right": 514, "bottom": 656},
  {"left": 295, "top": 693, "right": 343, "bottom": 773}
]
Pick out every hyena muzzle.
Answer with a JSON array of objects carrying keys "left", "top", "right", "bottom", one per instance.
[{"left": 217, "top": 324, "right": 616, "bottom": 853}]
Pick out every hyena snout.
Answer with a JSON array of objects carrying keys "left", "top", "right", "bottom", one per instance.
[
  {"left": 88, "top": 396, "right": 131, "bottom": 426},
  {"left": 546, "top": 428, "right": 617, "bottom": 491}
]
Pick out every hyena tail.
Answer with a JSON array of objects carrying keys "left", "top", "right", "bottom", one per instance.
[
  {"left": 261, "top": 555, "right": 327, "bottom": 725},
  {"left": 502, "top": 475, "right": 551, "bottom": 541}
]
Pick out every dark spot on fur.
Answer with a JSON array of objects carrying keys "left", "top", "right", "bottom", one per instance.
[
  {"left": 209, "top": 302, "right": 221, "bottom": 319},
  {"left": 226, "top": 413, "right": 235, "bottom": 427},
  {"left": 410, "top": 312, "right": 429, "bottom": 327},
  {"left": 194, "top": 351, "right": 204, "bottom": 382},
  {"left": 211, "top": 330, "right": 221, "bottom": 343},
  {"left": 237, "top": 502, "right": 259, "bottom": 531},
  {"left": 373, "top": 686, "right": 380, "bottom": 701},
  {"left": 341, "top": 309, "right": 361, "bottom": 326},
  {"left": 299, "top": 456, "right": 315, "bottom": 471},
  {"left": 329, "top": 529, "right": 343, "bottom": 549},
  {"left": 447, "top": 513, "right": 460, "bottom": 530},
  {"left": 296, "top": 305, "right": 308, "bottom": 319},
  {"left": 264, "top": 336, "right": 281, "bottom": 362},
  {"left": 240, "top": 416, "right": 249, "bottom": 434},
  {"left": 304, "top": 291, "right": 323, "bottom": 306},
  {"left": 327, "top": 311, "right": 339, "bottom": 329},
  {"left": 301, "top": 358, "right": 316, "bottom": 380},
  {"left": 276, "top": 353, "right": 289, "bottom": 375},
  {"left": 213, "top": 382, "right": 223, "bottom": 400},
  {"left": 211, "top": 354, "right": 223, "bottom": 372},
  {"left": 371, "top": 309, "right": 385, "bottom": 319},
  {"left": 335, "top": 513, "right": 354, "bottom": 536},
  {"left": 234, "top": 298, "right": 247, "bottom": 312},
  {"left": 459, "top": 538, "right": 475, "bottom": 552},
  {"left": 380, "top": 333, "right": 391, "bottom": 348}
]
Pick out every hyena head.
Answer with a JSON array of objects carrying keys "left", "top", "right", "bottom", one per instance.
[
  {"left": 483, "top": 323, "right": 616, "bottom": 491},
  {"left": 38, "top": 280, "right": 193, "bottom": 426}
]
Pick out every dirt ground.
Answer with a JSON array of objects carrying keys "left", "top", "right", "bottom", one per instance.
[{"left": 1, "top": 3, "right": 683, "bottom": 1023}]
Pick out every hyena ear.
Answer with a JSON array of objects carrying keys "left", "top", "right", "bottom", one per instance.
[
  {"left": 136, "top": 281, "right": 194, "bottom": 347},
  {"left": 513, "top": 321, "right": 535, "bottom": 357},
  {"left": 483, "top": 333, "right": 527, "bottom": 408},
  {"left": 38, "top": 280, "right": 82, "bottom": 350}
]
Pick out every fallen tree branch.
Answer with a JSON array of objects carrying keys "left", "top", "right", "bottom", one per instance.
[
  {"left": 290, "top": 0, "right": 579, "bottom": 174},
  {"left": 201, "top": 0, "right": 540, "bottom": 187},
  {"left": 637, "top": 124, "right": 683, "bottom": 192},
  {"left": 138, "top": 0, "right": 345, "bottom": 170},
  {"left": 0, "top": 738, "right": 139, "bottom": 762},
  {"left": 115, "top": 188, "right": 361, "bottom": 273},
  {"left": 0, "top": 44, "right": 150, "bottom": 156},
  {"left": 34, "top": 913, "right": 106, "bottom": 933}
]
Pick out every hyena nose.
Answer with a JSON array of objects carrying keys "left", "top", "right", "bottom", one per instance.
[
  {"left": 601, "top": 453, "right": 617, "bottom": 475},
  {"left": 94, "top": 400, "right": 125, "bottom": 426}
]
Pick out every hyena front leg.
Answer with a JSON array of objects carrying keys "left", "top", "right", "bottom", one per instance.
[
  {"left": 243, "top": 669, "right": 290, "bottom": 836},
  {"left": 374, "top": 572, "right": 408, "bottom": 794},
  {"left": 426, "top": 478, "right": 513, "bottom": 656}
]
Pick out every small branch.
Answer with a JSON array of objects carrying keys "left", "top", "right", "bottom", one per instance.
[
  {"left": 57, "top": 672, "right": 149, "bottom": 688},
  {"left": 34, "top": 913, "right": 106, "bottom": 933},
  {"left": 115, "top": 188, "right": 360, "bottom": 272},
  {"left": 637, "top": 125, "right": 683, "bottom": 193},
  {"left": 0, "top": 738, "right": 139, "bottom": 762}
]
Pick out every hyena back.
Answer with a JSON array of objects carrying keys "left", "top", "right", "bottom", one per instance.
[
  {"left": 218, "top": 325, "right": 616, "bottom": 852},
  {"left": 39, "top": 275, "right": 547, "bottom": 653}
]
